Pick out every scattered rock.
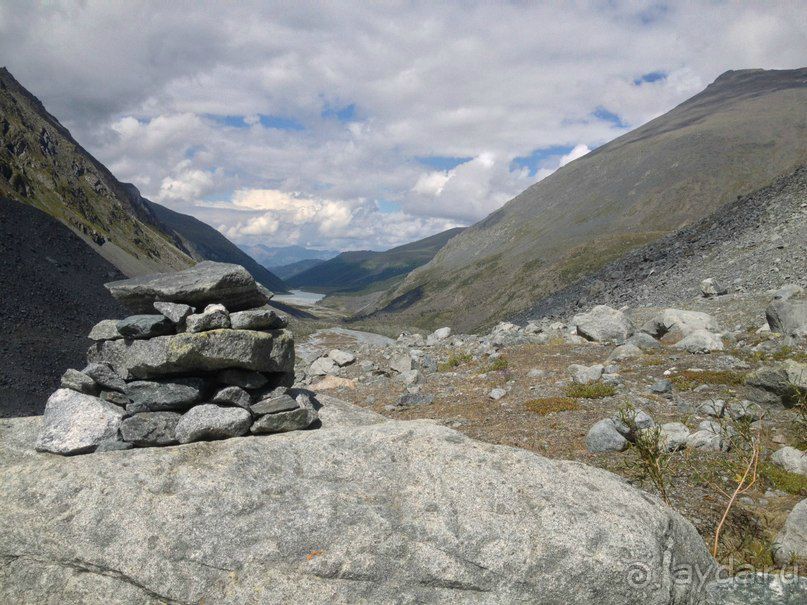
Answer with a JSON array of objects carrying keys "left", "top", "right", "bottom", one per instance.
[
  {"left": 745, "top": 362, "right": 806, "bottom": 406},
  {"left": 568, "top": 363, "right": 604, "bottom": 385},
  {"left": 105, "top": 261, "right": 271, "bottom": 313},
  {"left": 120, "top": 412, "right": 181, "bottom": 446},
  {"left": 251, "top": 406, "right": 317, "bottom": 435},
  {"left": 389, "top": 351, "right": 414, "bottom": 374},
  {"left": 773, "top": 497, "right": 807, "bottom": 565},
  {"left": 100, "top": 390, "right": 130, "bottom": 407},
  {"left": 727, "top": 400, "right": 763, "bottom": 422},
  {"left": 116, "top": 314, "right": 174, "bottom": 340},
  {"left": 399, "top": 369, "right": 422, "bottom": 386},
  {"left": 686, "top": 429, "right": 726, "bottom": 452},
  {"left": 699, "top": 399, "right": 726, "bottom": 418},
  {"left": 642, "top": 308, "right": 719, "bottom": 338},
  {"left": 328, "top": 349, "right": 356, "bottom": 367},
  {"left": 571, "top": 305, "right": 634, "bottom": 343},
  {"left": 627, "top": 332, "right": 662, "bottom": 351},
  {"left": 766, "top": 297, "right": 807, "bottom": 338},
  {"left": 35, "top": 389, "right": 124, "bottom": 455},
  {"left": 174, "top": 404, "right": 252, "bottom": 444},
  {"left": 773, "top": 284, "right": 804, "bottom": 301},
  {"left": 395, "top": 393, "right": 434, "bottom": 407},
  {"left": 527, "top": 368, "right": 546, "bottom": 378},
  {"left": 771, "top": 447, "right": 807, "bottom": 476},
  {"left": 216, "top": 368, "right": 269, "bottom": 389},
  {"left": 650, "top": 379, "right": 673, "bottom": 394},
  {"left": 700, "top": 278, "right": 728, "bottom": 297},
  {"left": 426, "top": 327, "right": 451, "bottom": 345},
  {"left": 674, "top": 329, "right": 724, "bottom": 353},
  {"left": 310, "top": 356, "right": 338, "bottom": 376},
  {"left": 310, "top": 376, "right": 357, "bottom": 391},
  {"left": 586, "top": 419, "right": 628, "bottom": 453},
  {"left": 612, "top": 409, "right": 655, "bottom": 441},
  {"left": 606, "top": 343, "right": 643, "bottom": 362},
  {"left": 659, "top": 422, "right": 690, "bottom": 452},
  {"left": 488, "top": 388, "right": 507, "bottom": 400}
]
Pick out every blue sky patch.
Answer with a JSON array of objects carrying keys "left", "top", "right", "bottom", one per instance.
[
  {"left": 510, "top": 145, "right": 575, "bottom": 176},
  {"left": 634, "top": 71, "right": 667, "bottom": 85},
  {"left": 593, "top": 106, "right": 628, "bottom": 128},
  {"left": 376, "top": 199, "right": 400, "bottom": 213},
  {"left": 322, "top": 103, "right": 356, "bottom": 123},
  {"left": 415, "top": 155, "right": 472, "bottom": 171},
  {"left": 206, "top": 113, "right": 304, "bottom": 131}
]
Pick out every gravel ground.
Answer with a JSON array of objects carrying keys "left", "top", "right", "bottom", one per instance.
[{"left": 0, "top": 197, "right": 125, "bottom": 416}]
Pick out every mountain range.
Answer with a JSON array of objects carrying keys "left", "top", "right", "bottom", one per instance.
[
  {"left": 239, "top": 244, "right": 340, "bottom": 271},
  {"left": 368, "top": 68, "right": 807, "bottom": 331},
  {"left": 287, "top": 227, "right": 465, "bottom": 294},
  {"left": 0, "top": 67, "right": 288, "bottom": 293}
]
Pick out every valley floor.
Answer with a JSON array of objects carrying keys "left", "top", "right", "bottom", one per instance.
[{"left": 292, "top": 291, "right": 806, "bottom": 570}]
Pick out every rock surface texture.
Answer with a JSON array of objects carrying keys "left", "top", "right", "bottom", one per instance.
[
  {"left": 2, "top": 404, "right": 718, "bottom": 604},
  {"left": 34, "top": 264, "right": 312, "bottom": 455}
]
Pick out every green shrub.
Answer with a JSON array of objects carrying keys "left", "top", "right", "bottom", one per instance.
[
  {"left": 564, "top": 383, "right": 616, "bottom": 399},
  {"left": 438, "top": 353, "right": 472, "bottom": 372},
  {"left": 760, "top": 463, "right": 807, "bottom": 495},
  {"left": 525, "top": 397, "right": 579, "bottom": 415}
]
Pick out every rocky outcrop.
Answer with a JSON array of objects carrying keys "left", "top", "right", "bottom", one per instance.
[
  {"left": 766, "top": 296, "right": 807, "bottom": 339},
  {"left": 1, "top": 401, "right": 718, "bottom": 604},
  {"left": 571, "top": 305, "right": 634, "bottom": 343},
  {"left": 105, "top": 261, "right": 272, "bottom": 313}
]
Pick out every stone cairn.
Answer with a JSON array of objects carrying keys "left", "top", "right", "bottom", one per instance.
[{"left": 36, "top": 261, "right": 318, "bottom": 455}]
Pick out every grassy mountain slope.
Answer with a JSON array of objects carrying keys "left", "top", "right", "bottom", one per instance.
[
  {"left": 289, "top": 227, "right": 465, "bottom": 294},
  {"left": 0, "top": 67, "right": 287, "bottom": 291},
  {"left": 144, "top": 199, "right": 288, "bottom": 292},
  {"left": 372, "top": 68, "right": 807, "bottom": 331},
  {"left": 272, "top": 258, "right": 328, "bottom": 280}
]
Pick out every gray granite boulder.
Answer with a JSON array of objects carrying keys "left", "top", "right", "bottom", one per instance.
[
  {"left": 229, "top": 308, "right": 287, "bottom": 330},
  {"left": 2, "top": 409, "right": 718, "bottom": 603},
  {"left": 35, "top": 389, "right": 124, "bottom": 455},
  {"left": 60, "top": 368, "right": 98, "bottom": 395},
  {"left": 82, "top": 362, "right": 126, "bottom": 392},
  {"left": 116, "top": 314, "right": 174, "bottom": 339},
  {"left": 773, "top": 498, "right": 807, "bottom": 565},
  {"left": 700, "top": 278, "right": 727, "bottom": 297},
  {"left": 674, "top": 330, "right": 724, "bottom": 353},
  {"left": 572, "top": 305, "right": 634, "bottom": 343},
  {"left": 105, "top": 261, "right": 272, "bottom": 313},
  {"left": 568, "top": 363, "right": 604, "bottom": 385},
  {"left": 120, "top": 412, "right": 181, "bottom": 446},
  {"left": 766, "top": 297, "right": 807, "bottom": 338},
  {"left": 174, "top": 404, "right": 252, "bottom": 444},
  {"left": 586, "top": 419, "right": 628, "bottom": 453},
  {"left": 87, "top": 328, "right": 294, "bottom": 379},
  {"left": 659, "top": 422, "right": 690, "bottom": 452},
  {"left": 771, "top": 447, "right": 807, "bottom": 476},
  {"left": 642, "top": 309, "right": 719, "bottom": 339},
  {"left": 124, "top": 377, "right": 206, "bottom": 413}
]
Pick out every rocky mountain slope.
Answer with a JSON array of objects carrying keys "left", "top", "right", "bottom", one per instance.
[
  {"left": 373, "top": 68, "right": 807, "bottom": 332},
  {"left": 271, "top": 257, "right": 329, "bottom": 280},
  {"left": 289, "top": 227, "right": 465, "bottom": 294},
  {"left": 519, "top": 165, "right": 807, "bottom": 322},
  {"left": 0, "top": 197, "right": 126, "bottom": 417},
  {"left": 0, "top": 67, "right": 288, "bottom": 291}
]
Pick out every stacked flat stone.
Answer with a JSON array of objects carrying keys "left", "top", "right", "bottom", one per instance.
[{"left": 35, "top": 262, "right": 319, "bottom": 455}]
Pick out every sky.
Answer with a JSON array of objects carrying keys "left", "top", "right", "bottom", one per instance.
[{"left": 1, "top": 1, "right": 805, "bottom": 251}]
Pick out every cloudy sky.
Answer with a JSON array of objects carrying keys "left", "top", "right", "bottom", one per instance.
[{"left": 1, "top": 1, "right": 805, "bottom": 251}]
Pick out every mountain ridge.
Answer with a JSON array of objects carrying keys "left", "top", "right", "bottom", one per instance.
[{"left": 370, "top": 67, "right": 807, "bottom": 331}]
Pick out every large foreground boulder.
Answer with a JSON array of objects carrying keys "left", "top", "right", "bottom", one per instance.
[
  {"left": 87, "top": 328, "right": 294, "bottom": 379},
  {"left": 773, "top": 498, "right": 807, "bottom": 565},
  {"left": 571, "top": 305, "right": 634, "bottom": 343},
  {"left": 766, "top": 297, "right": 807, "bottom": 339},
  {"left": 0, "top": 401, "right": 717, "bottom": 604},
  {"left": 105, "top": 261, "right": 272, "bottom": 313}
]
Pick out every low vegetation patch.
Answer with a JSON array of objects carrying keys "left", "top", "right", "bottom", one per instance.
[
  {"left": 487, "top": 357, "right": 509, "bottom": 372},
  {"left": 438, "top": 353, "right": 472, "bottom": 372},
  {"left": 750, "top": 345, "right": 807, "bottom": 364},
  {"left": 670, "top": 370, "right": 746, "bottom": 391},
  {"left": 564, "top": 383, "right": 616, "bottom": 399},
  {"left": 760, "top": 462, "right": 807, "bottom": 496},
  {"left": 525, "top": 397, "right": 579, "bottom": 415}
]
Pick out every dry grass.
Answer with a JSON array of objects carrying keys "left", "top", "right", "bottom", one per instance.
[{"left": 524, "top": 397, "right": 580, "bottom": 415}]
